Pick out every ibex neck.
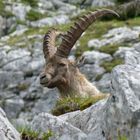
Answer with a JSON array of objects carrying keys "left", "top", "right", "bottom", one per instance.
[{"left": 58, "top": 72, "right": 100, "bottom": 97}]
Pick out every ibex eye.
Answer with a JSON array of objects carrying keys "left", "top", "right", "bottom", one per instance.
[{"left": 58, "top": 63, "right": 66, "bottom": 66}]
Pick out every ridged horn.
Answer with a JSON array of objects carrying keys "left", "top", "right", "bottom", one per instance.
[
  {"left": 43, "top": 28, "right": 60, "bottom": 59},
  {"left": 56, "top": 9, "right": 119, "bottom": 58}
]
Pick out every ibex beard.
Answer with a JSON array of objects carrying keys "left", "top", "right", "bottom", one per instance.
[{"left": 40, "top": 9, "right": 119, "bottom": 98}]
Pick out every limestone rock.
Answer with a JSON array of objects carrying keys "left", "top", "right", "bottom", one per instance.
[
  {"left": 30, "top": 15, "right": 69, "bottom": 27},
  {"left": 31, "top": 113, "right": 87, "bottom": 140},
  {"left": 81, "top": 50, "right": 112, "bottom": 65},
  {"left": 92, "top": 0, "right": 115, "bottom": 7},
  {"left": 0, "top": 108, "right": 20, "bottom": 140}
]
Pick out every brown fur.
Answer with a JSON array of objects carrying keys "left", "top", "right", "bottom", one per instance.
[{"left": 40, "top": 55, "right": 107, "bottom": 98}]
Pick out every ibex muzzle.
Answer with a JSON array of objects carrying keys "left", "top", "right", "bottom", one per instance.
[{"left": 40, "top": 9, "right": 119, "bottom": 97}]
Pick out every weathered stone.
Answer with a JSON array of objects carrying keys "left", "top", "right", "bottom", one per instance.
[
  {"left": 31, "top": 113, "right": 87, "bottom": 140},
  {"left": 32, "top": 88, "right": 59, "bottom": 114},
  {"left": 92, "top": 0, "right": 115, "bottom": 7},
  {"left": 80, "top": 64, "right": 105, "bottom": 81},
  {"left": 88, "top": 39, "right": 101, "bottom": 49},
  {"left": 113, "top": 47, "right": 133, "bottom": 59},
  {"left": 4, "top": 98, "right": 24, "bottom": 118},
  {"left": 0, "top": 108, "right": 20, "bottom": 140},
  {"left": 95, "top": 73, "right": 111, "bottom": 93},
  {"left": 11, "top": 3, "right": 31, "bottom": 20},
  {"left": 30, "top": 15, "right": 69, "bottom": 27},
  {"left": 2, "top": 48, "right": 31, "bottom": 71},
  {"left": 81, "top": 50, "right": 112, "bottom": 65},
  {"left": 0, "top": 71, "right": 24, "bottom": 89}
]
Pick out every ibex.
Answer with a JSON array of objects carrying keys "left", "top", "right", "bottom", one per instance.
[{"left": 40, "top": 9, "right": 119, "bottom": 98}]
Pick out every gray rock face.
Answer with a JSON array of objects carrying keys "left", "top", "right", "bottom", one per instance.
[
  {"left": 88, "top": 27, "right": 140, "bottom": 49},
  {"left": 80, "top": 64, "right": 105, "bottom": 81},
  {"left": 11, "top": 3, "right": 31, "bottom": 20},
  {"left": 38, "top": 0, "right": 54, "bottom": 10},
  {"left": 30, "top": 15, "right": 69, "bottom": 27},
  {"left": 92, "top": 0, "right": 115, "bottom": 7},
  {"left": 95, "top": 73, "right": 111, "bottom": 93},
  {"left": 31, "top": 113, "right": 87, "bottom": 140},
  {"left": 0, "top": 16, "right": 6, "bottom": 37},
  {"left": 102, "top": 48, "right": 140, "bottom": 140},
  {"left": 79, "top": 51, "right": 112, "bottom": 81},
  {"left": 0, "top": 108, "right": 20, "bottom": 140},
  {"left": 81, "top": 51, "right": 112, "bottom": 65}
]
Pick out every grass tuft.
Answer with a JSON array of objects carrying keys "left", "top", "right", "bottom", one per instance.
[
  {"left": 26, "top": 9, "right": 45, "bottom": 21},
  {"left": 101, "top": 58, "right": 124, "bottom": 73},
  {"left": 52, "top": 95, "right": 107, "bottom": 116},
  {"left": 21, "top": 0, "right": 38, "bottom": 7},
  {"left": 18, "top": 127, "right": 53, "bottom": 140},
  {"left": 98, "top": 44, "right": 120, "bottom": 55}
]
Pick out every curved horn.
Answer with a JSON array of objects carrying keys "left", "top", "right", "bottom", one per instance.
[
  {"left": 56, "top": 9, "right": 119, "bottom": 58},
  {"left": 43, "top": 28, "right": 60, "bottom": 59}
]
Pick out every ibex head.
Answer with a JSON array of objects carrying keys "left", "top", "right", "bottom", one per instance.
[{"left": 40, "top": 9, "right": 119, "bottom": 95}]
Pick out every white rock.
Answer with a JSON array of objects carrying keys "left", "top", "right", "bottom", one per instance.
[
  {"left": 102, "top": 27, "right": 139, "bottom": 45},
  {"left": 81, "top": 50, "right": 112, "bottom": 65},
  {"left": 0, "top": 71, "right": 24, "bottom": 89},
  {"left": 87, "top": 27, "right": 140, "bottom": 51},
  {"left": 38, "top": 1, "right": 54, "bottom": 10},
  {"left": 31, "top": 15, "right": 69, "bottom": 27},
  {"left": 80, "top": 64, "right": 105, "bottom": 81},
  {"left": 92, "top": 0, "right": 115, "bottom": 7},
  {"left": 0, "top": 108, "right": 20, "bottom": 140},
  {"left": 114, "top": 47, "right": 133, "bottom": 59},
  {"left": 88, "top": 39, "right": 101, "bottom": 49},
  {"left": 31, "top": 113, "right": 87, "bottom": 140},
  {"left": 11, "top": 3, "right": 31, "bottom": 20},
  {"left": 95, "top": 73, "right": 111, "bottom": 93}
]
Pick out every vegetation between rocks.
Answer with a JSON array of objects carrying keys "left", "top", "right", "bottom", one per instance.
[
  {"left": 52, "top": 95, "right": 107, "bottom": 116},
  {"left": 98, "top": 44, "right": 121, "bottom": 55},
  {"left": 0, "top": 0, "right": 14, "bottom": 18},
  {"left": 101, "top": 58, "right": 124, "bottom": 73},
  {"left": 21, "top": 0, "right": 38, "bottom": 7},
  {"left": 19, "top": 127, "right": 53, "bottom": 140},
  {"left": 26, "top": 9, "right": 45, "bottom": 21}
]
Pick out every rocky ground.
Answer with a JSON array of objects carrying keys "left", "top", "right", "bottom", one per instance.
[{"left": 0, "top": 0, "right": 140, "bottom": 140}]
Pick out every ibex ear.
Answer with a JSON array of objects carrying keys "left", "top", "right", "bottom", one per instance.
[{"left": 75, "top": 56, "right": 85, "bottom": 67}]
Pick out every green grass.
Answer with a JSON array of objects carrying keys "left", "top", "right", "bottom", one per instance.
[
  {"left": 117, "top": 130, "right": 128, "bottom": 140},
  {"left": 21, "top": 0, "right": 38, "bottom": 7},
  {"left": 101, "top": 58, "right": 124, "bottom": 73},
  {"left": 0, "top": 0, "right": 5, "bottom": 15},
  {"left": 52, "top": 95, "right": 107, "bottom": 116},
  {"left": 26, "top": 9, "right": 45, "bottom": 21},
  {"left": 118, "top": 135, "right": 128, "bottom": 140},
  {"left": 98, "top": 44, "right": 120, "bottom": 55},
  {"left": 17, "top": 83, "right": 29, "bottom": 91},
  {"left": 0, "top": 0, "right": 14, "bottom": 18},
  {"left": 19, "top": 127, "right": 53, "bottom": 140}
]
